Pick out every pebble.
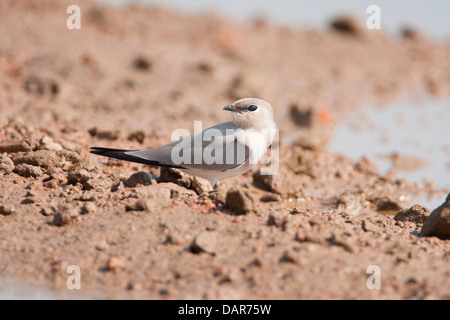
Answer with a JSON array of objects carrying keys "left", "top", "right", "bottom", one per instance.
[
  {"left": 67, "top": 169, "right": 91, "bottom": 185},
  {"left": 39, "top": 136, "right": 63, "bottom": 151},
  {"left": 13, "top": 163, "right": 43, "bottom": 178},
  {"left": 0, "top": 205, "right": 15, "bottom": 216},
  {"left": 106, "top": 256, "right": 124, "bottom": 271},
  {"left": 122, "top": 171, "right": 153, "bottom": 188},
  {"left": 53, "top": 205, "right": 80, "bottom": 226},
  {"left": 81, "top": 202, "right": 96, "bottom": 215},
  {"left": 225, "top": 188, "right": 255, "bottom": 215},
  {"left": 190, "top": 231, "right": 217, "bottom": 254}
]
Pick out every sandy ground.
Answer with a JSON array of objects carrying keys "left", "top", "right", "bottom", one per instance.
[{"left": 0, "top": 0, "right": 450, "bottom": 299}]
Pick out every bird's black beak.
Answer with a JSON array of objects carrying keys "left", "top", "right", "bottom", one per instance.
[{"left": 223, "top": 105, "right": 237, "bottom": 112}]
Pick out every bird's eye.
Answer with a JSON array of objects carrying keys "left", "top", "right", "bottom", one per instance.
[{"left": 247, "top": 105, "right": 258, "bottom": 112}]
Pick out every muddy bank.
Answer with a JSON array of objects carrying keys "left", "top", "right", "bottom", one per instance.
[{"left": 0, "top": 0, "right": 449, "bottom": 299}]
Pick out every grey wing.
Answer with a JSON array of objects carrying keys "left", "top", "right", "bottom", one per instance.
[{"left": 127, "top": 131, "right": 250, "bottom": 172}]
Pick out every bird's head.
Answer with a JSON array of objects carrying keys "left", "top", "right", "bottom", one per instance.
[{"left": 223, "top": 98, "right": 276, "bottom": 131}]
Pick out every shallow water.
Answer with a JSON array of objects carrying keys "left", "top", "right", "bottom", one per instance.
[{"left": 329, "top": 97, "right": 450, "bottom": 209}]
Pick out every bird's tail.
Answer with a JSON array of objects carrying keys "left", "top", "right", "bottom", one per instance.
[
  {"left": 90, "top": 147, "right": 149, "bottom": 165},
  {"left": 90, "top": 147, "right": 185, "bottom": 168}
]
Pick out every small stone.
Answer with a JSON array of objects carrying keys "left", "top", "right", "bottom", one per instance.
[
  {"left": 43, "top": 179, "right": 59, "bottom": 188},
  {"left": 0, "top": 154, "right": 14, "bottom": 174},
  {"left": 67, "top": 169, "right": 91, "bottom": 185},
  {"left": 190, "top": 231, "right": 217, "bottom": 254},
  {"left": 127, "top": 130, "right": 145, "bottom": 144},
  {"left": 53, "top": 205, "right": 79, "bottom": 226},
  {"left": 260, "top": 193, "right": 282, "bottom": 202},
  {"left": 0, "top": 205, "right": 15, "bottom": 216},
  {"left": 13, "top": 163, "right": 43, "bottom": 178},
  {"left": 132, "top": 57, "right": 152, "bottom": 71},
  {"left": 106, "top": 256, "right": 123, "bottom": 271},
  {"left": 267, "top": 209, "right": 289, "bottom": 230},
  {"left": 11, "top": 150, "right": 59, "bottom": 169},
  {"left": 39, "top": 136, "right": 63, "bottom": 151},
  {"left": 279, "top": 250, "right": 297, "bottom": 263},
  {"left": 394, "top": 204, "right": 430, "bottom": 225},
  {"left": 81, "top": 202, "right": 96, "bottom": 215},
  {"left": 191, "top": 176, "right": 213, "bottom": 195},
  {"left": 122, "top": 171, "right": 153, "bottom": 188},
  {"left": 225, "top": 188, "right": 255, "bottom": 215},
  {"left": 125, "top": 198, "right": 151, "bottom": 212},
  {"left": 330, "top": 16, "right": 363, "bottom": 35},
  {"left": 88, "top": 127, "right": 121, "bottom": 140}
]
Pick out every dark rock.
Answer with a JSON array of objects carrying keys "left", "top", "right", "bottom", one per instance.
[
  {"left": 330, "top": 16, "right": 363, "bottom": 35},
  {"left": 122, "top": 171, "right": 153, "bottom": 188},
  {"left": 0, "top": 205, "right": 15, "bottom": 216},
  {"left": 225, "top": 188, "right": 255, "bottom": 215},
  {"left": 125, "top": 198, "right": 151, "bottom": 212},
  {"left": 260, "top": 193, "right": 282, "bottom": 202},
  {"left": 132, "top": 57, "right": 152, "bottom": 71},
  {"left": 420, "top": 194, "right": 450, "bottom": 240},
  {"left": 127, "top": 130, "right": 145, "bottom": 144},
  {"left": 289, "top": 103, "right": 313, "bottom": 127}
]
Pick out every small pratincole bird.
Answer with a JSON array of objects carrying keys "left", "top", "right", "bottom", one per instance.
[{"left": 90, "top": 98, "right": 277, "bottom": 187}]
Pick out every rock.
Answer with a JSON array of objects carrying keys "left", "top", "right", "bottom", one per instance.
[
  {"left": 289, "top": 103, "right": 313, "bottom": 127},
  {"left": 122, "top": 171, "right": 153, "bottom": 188},
  {"left": 159, "top": 167, "right": 212, "bottom": 195},
  {"left": 330, "top": 16, "right": 364, "bottom": 35},
  {"left": 420, "top": 194, "right": 450, "bottom": 240},
  {"left": 53, "top": 205, "right": 79, "bottom": 226},
  {"left": 252, "top": 166, "right": 303, "bottom": 197},
  {"left": 12, "top": 150, "right": 59, "bottom": 169},
  {"left": 88, "top": 127, "right": 121, "bottom": 140},
  {"left": 106, "top": 256, "right": 123, "bottom": 271},
  {"left": 225, "top": 188, "right": 255, "bottom": 215},
  {"left": 125, "top": 198, "right": 151, "bottom": 212},
  {"left": 39, "top": 136, "right": 63, "bottom": 151},
  {"left": 81, "top": 202, "right": 96, "bottom": 215},
  {"left": 260, "top": 193, "right": 282, "bottom": 202},
  {"left": 0, "top": 154, "right": 14, "bottom": 174},
  {"left": 0, "top": 205, "right": 15, "bottom": 216},
  {"left": 336, "top": 191, "right": 367, "bottom": 215},
  {"left": 191, "top": 176, "right": 213, "bottom": 195},
  {"left": 372, "top": 197, "right": 402, "bottom": 211},
  {"left": 279, "top": 250, "right": 297, "bottom": 263},
  {"left": 13, "top": 163, "right": 43, "bottom": 178},
  {"left": 190, "top": 231, "right": 217, "bottom": 254},
  {"left": 132, "top": 57, "right": 152, "bottom": 71},
  {"left": 0, "top": 140, "right": 32, "bottom": 153},
  {"left": 267, "top": 209, "right": 289, "bottom": 230},
  {"left": 127, "top": 130, "right": 145, "bottom": 144},
  {"left": 394, "top": 204, "right": 430, "bottom": 224},
  {"left": 67, "top": 169, "right": 91, "bottom": 185}
]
